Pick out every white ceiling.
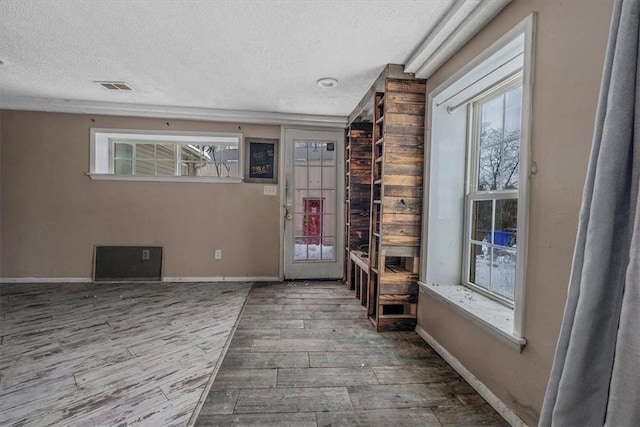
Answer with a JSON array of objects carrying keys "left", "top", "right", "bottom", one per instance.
[{"left": 0, "top": 0, "right": 510, "bottom": 125}]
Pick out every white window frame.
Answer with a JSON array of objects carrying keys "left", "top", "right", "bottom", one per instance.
[
  {"left": 418, "top": 15, "right": 535, "bottom": 351},
  {"left": 463, "top": 77, "right": 523, "bottom": 306},
  {"left": 89, "top": 128, "right": 243, "bottom": 183}
]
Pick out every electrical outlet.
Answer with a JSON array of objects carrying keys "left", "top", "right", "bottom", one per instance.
[
  {"left": 214, "top": 250, "right": 222, "bottom": 260},
  {"left": 142, "top": 249, "right": 150, "bottom": 260}
]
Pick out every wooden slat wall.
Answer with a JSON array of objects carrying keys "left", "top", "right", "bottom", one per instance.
[
  {"left": 380, "top": 79, "right": 426, "bottom": 256},
  {"left": 374, "top": 78, "right": 426, "bottom": 331},
  {"left": 347, "top": 124, "right": 373, "bottom": 251}
]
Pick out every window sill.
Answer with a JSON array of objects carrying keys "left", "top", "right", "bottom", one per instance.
[
  {"left": 88, "top": 173, "right": 243, "bottom": 184},
  {"left": 418, "top": 281, "right": 526, "bottom": 352}
]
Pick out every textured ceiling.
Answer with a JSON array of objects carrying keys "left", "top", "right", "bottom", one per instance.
[{"left": 0, "top": 0, "right": 507, "bottom": 119}]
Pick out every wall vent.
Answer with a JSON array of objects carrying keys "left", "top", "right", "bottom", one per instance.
[
  {"left": 94, "top": 246, "right": 162, "bottom": 282},
  {"left": 95, "top": 81, "right": 133, "bottom": 91}
]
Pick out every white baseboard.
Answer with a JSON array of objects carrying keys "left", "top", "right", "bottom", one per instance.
[
  {"left": 0, "top": 277, "right": 93, "bottom": 284},
  {"left": 415, "top": 325, "right": 527, "bottom": 427},
  {"left": 163, "top": 276, "right": 279, "bottom": 283},
  {"left": 0, "top": 276, "right": 279, "bottom": 284}
]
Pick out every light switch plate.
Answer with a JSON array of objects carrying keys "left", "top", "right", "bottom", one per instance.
[{"left": 263, "top": 185, "right": 277, "bottom": 196}]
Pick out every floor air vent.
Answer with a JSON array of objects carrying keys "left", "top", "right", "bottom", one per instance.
[{"left": 94, "top": 246, "right": 162, "bottom": 282}]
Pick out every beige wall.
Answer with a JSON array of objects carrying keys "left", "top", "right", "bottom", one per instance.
[
  {"left": 418, "top": 0, "right": 614, "bottom": 425},
  {"left": 0, "top": 110, "right": 3, "bottom": 277},
  {"left": 1, "top": 111, "right": 281, "bottom": 279}
]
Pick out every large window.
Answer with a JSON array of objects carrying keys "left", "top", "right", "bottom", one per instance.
[
  {"left": 465, "top": 82, "right": 522, "bottom": 303},
  {"left": 90, "top": 129, "right": 242, "bottom": 182},
  {"left": 419, "top": 16, "right": 534, "bottom": 348}
]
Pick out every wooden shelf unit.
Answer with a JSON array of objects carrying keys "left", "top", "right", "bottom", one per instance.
[
  {"left": 367, "top": 77, "right": 426, "bottom": 331},
  {"left": 344, "top": 123, "right": 373, "bottom": 292}
]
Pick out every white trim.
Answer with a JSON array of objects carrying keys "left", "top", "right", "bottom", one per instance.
[
  {"left": 513, "top": 13, "right": 536, "bottom": 338},
  {"left": 423, "top": 13, "right": 536, "bottom": 343},
  {"left": 162, "top": 276, "right": 279, "bottom": 283},
  {"left": 1, "top": 277, "right": 278, "bottom": 284},
  {"left": 0, "top": 96, "right": 348, "bottom": 128},
  {"left": 278, "top": 125, "right": 287, "bottom": 282},
  {"left": 415, "top": 325, "right": 527, "bottom": 427},
  {"left": 419, "top": 282, "right": 525, "bottom": 351},
  {"left": 88, "top": 174, "right": 243, "bottom": 184},
  {"left": 405, "top": 0, "right": 512, "bottom": 79},
  {"left": 0, "top": 277, "right": 93, "bottom": 284},
  {"left": 281, "top": 127, "right": 345, "bottom": 280}
]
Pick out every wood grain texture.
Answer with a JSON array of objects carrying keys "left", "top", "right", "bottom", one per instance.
[
  {"left": 196, "top": 281, "right": 508, "bottom": 426},
  {"left": 0, "top": 281, "right": 251, "bottom": 426}
]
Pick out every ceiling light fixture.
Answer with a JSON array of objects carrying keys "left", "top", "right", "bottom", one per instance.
[{"left": 316, "top": 78, "right": 338, "bottom": 89}]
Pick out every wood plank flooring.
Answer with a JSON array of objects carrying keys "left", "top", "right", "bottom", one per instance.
[
  {"left": 0, "top": 281, "right": 252, "bottom": 426},
  {"left": 195, "top": 281, "right": 508, "bottom": 426}
]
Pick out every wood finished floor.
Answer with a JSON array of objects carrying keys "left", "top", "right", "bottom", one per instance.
[
  {"left": 0, "top": 281, "right": 252, "bottom": 426},
  {"left": 196, "top": 281, "right": 509, "bottom": 427}
]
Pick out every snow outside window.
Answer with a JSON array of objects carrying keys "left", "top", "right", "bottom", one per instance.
[{"left": 465, "top": 82, "right": 522, "bottom": 304}]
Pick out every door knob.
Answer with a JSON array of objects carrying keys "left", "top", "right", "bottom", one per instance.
[{"left": 286, "top": 213, "right": 293, "bottom": 220}]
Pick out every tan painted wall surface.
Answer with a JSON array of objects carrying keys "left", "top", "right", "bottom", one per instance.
[
  {"left": 0, "top": 111, "right": 3, "bottom": 277},
  {"left": 1, "top": 111, "right": 281, "bottom": 279},
  {"left": 418, "top": 0, "right": 614, "bottom": 425}
]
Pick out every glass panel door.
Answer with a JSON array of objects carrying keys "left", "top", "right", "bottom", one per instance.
[{"left": 284, "top": 129, "right": 344, "bottom": 279}]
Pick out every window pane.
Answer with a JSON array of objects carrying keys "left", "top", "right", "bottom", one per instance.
[
  {"left": 505, "top": 86, "right": 522, "bottom": 133},
  {"left": 307, "top": 167, "right": 322, "bottom": 189},
  {"left": 293, "top": 214, "right": 306, "bottom": 237},
  {"left": 295, "top": 142, "right": 308, "bottom": 164},
  {"left": 181, "top": 145, "right": 203, "bottom": 161},
  {"left": 114, "top": 159, "right": 132, "bottom": 175},
  {"left": 114, "top": 143, "right": 132, "bottom": 159},
  {"left": 156, "top": 160, "right": 175, "bottom": 176},
  {"left": 180, "top": 162, "right": 197, "bottom": 176},
  {"left": 294, "top": 238, "right": 322, "bottom": 261},
  {"left": 479, "top": 95, "right": 504, "bottom": 147},
  {"left": 322, "top": 213, "right": 335, "bottom": 238},
  {"left": 469, "top": 243, "right": 491, "bottom": 290},
  {"left": 135, "top": 160, "right": 155, "bottom": 175},
  {"left": 322, "top": 167, "right": 336, "bottom": 190},
  {"left": 294, "top": 237, "right": 310, "bottom": 261},
  {"left": 478, "top": 146, "right": 500, "bottom": 190},
  {"left": 471, "top": 200, "right": 492, "bottom": 242},
  {"left": 321, "top": 238, "right": 336, "bottom": 261},
  {"left": 136, "top": 144, "right": 155, "bottom": 159},
  {"left": 320, "top": 142, "right": 336, "bottom": 164},
  {"left": 491, "top": 248, "right": 516, "bottom": 300},
  {"left": 494, "top": 199, "right": 518, "bottom": 247},
  {"left": 197, "top": 162, "right": 224, "bottom": 177},
  {"left": 476, "top": 85, "right": 522, "bottom": 191},
  {"left": 156, "top": 144, "right": 176, "bottom": 160}
]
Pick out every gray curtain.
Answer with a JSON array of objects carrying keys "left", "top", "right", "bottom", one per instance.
[{"left": 539, "top": 0, "right": 640, "bottom": 425}]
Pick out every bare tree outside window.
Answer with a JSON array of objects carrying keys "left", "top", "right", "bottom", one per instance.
[{"left": 467, "top": 83, "right": 522, "bottom": 302}]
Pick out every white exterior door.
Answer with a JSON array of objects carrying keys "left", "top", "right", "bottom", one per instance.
[{"left": 283, "top": 128, "right": 344, "bottom": 279}]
